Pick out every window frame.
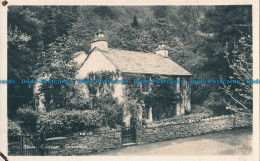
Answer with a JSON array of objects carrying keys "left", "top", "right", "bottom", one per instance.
[{"left": 141, "top": 75, "right": 152, "bottom": 94}]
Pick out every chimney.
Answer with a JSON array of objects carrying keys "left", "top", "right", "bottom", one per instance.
[
  {"left": 156, "top": 42, "right": 169, "bottom": 57},
  {"left": 91, "top": 29, "right": 108, "bottom": 51}
]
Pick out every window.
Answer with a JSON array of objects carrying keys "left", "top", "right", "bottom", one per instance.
[
  {"left": 141, "top": 83, "right": 149, "bottom": 93},
  {"left": 141, "top": 82, "right": 151, "bottom": 94},
  {"left": 140, "top": 75, "right": 152, "bottom": 94}
]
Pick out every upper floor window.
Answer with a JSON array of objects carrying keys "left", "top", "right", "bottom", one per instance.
[{"left": 141, "top": 76, "right": 151, "bottom": 94}]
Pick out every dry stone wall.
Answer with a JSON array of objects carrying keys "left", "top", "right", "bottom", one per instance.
[
  {"left": 39, "top": 113, "right": 252, "bottom": 155},
  {"left": 136, "top": 113, "right": 252, "bottom": 145},
  {"left": 43, "top": 129, "right": 122, "bottom": 155}
]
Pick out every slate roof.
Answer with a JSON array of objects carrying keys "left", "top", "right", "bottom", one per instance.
[{"left": 99, "top": 48, "right": 192, "bottom": 76}]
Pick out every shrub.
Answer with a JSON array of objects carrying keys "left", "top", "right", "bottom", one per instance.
[
  {"left": 99, "top": 103, "right": 123, "bottom": 128},
  {"left": 93, "top": 92, "right": 124, "bottom": 128},
  {"left": 191, "top": 105, "right": 214, "bottom": 115},
  {"left": 64, "top": 109, "right": 103, "bottom": 131},
  {"left": 8, "top": 120, "right": 22, "bottom": 141},
  {"left": 191, "top": 83, "right": 215, "bottom": 105},
  {"left": 203, "top": 92, "right": 232, "bottom": 116},
  {"left": 17, "top": 108, "right": 39, "bottom": 132},
  {"left": 37, "top": 109, "right": 66, "bottom": 135},
  {"left": 37, "top": 109, "right": 102, "bottom": 135}
]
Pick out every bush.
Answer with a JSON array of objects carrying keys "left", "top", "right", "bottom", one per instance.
[
  {"left": 8, "top": 120, "right": 22, "bottom": 141},
  {"left": 99, "top": 103, "right": 124, "bottom": 128},
  {"left": 203, "top": 92, "right": 232, "bottom": 116},
  {"left": 17, "top": 108, "right": 39, "bottom": 132},
  {"left": 37, "top": 109, "right": 102, "bottom": 135},
  {"left": 191, "top": 105, "right": 214, "bottom": 115},
  {"left": 191, "top": 83, "right": 215, "bottom": 105},
  {"left": 94, "top": 93, "right": 124, "bottom": 128}
]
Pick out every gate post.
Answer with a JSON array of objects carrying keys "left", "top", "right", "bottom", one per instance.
[
  {"left": 115, "top": 125, "right": 122, "bottom": 148},
  {"left": 20, "top": 135, "right": 23, "bottom": 156},
  {"left": 43, "top": 131, "right": 46, "bottom": 155}
]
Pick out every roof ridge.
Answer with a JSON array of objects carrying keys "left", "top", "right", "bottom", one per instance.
[
  {"left": 108, "top": 47, "right": 156, "bottom": 55},
  {"left": 98, "top": 49, "right": 120, "bottom": 70},
  {"left": 91, "top": 47, "right": 192, "bottom": 76}
]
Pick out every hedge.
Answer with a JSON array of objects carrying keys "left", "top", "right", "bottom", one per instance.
[
  {"left": 8, "top": 120, "right": 22, "bottom": 141},
  {"left": 17, "top": 108, "right": 39, "bottom": 132},
  {"left": 37, "top": 109, "right": 102, "bottom": 135}
]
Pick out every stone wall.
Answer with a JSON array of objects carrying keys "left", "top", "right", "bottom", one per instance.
[
  {"left": 37, "top": 113, "right": 252, "bottom": 155},
  {"left": 43, "top": 128, "right": 122, "bottom": 155},
  {"left": 136, "top": 113, "right": 252, "bottom": 145},
  {"left": 234, "top": 113, "right": 253, "bottom": 127}
]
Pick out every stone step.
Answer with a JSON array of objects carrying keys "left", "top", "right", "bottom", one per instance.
[{"left": 122, "top": 142, "right": 136, "bottom": 147}]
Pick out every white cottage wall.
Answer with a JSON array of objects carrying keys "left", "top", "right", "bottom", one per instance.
[
  {"left": 75, "top": 50, "right": 131, "bottom": 127},
  {"left": 76, "top": 50, "right": 117, "bottom": 79}
]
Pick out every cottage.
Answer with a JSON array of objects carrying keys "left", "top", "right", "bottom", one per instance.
[
  {"left": 75, "top": 30, "right": 192, "bottom": 127},
  {"left": 34, "top": 30, "right": 192, "bottom": 128}
]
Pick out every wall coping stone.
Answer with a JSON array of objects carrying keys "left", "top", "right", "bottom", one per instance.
[{"left": 142, "top": 114, "right": 235, "bottom": 128}]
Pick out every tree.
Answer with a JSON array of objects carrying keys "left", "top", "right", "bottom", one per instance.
[
  {"left": 222, "top": 31, "right": 252, "bottom": 114},
  {"left": 192, "top": 6, "right": 252, "bottom": 106},
  {"left": 8, "top": 6, "right": 79, "bottom": 115},
  {"left": 131, "top": 15, "right": 138, "bottom": 28},
  {"left": 37, "top": 36, "right": 81, "bottom": 111},
  {"left": 7, "top": 26, "right": 35, "bottom": 117},
  {"left": 198, "top": 6, "right": 252, "bottom": 79}
]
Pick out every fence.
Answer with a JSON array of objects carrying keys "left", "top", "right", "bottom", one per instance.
[{"left": 9, "top": 133, "right": 45, "bottom": 156}]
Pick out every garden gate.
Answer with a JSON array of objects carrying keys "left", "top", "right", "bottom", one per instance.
[
  {"left": 122, "top": 125, "right": 136, "bottom": 144},
  {"left": 122, "top": 118, "right": 136, "bottom": 144}
]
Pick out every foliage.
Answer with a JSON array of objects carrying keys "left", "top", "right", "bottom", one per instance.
[
  {"left": 190, "top": 105, "right": 213, "bottom": 116},
  {"left": 8, "top": 25, "right": 35, "bottom": 116},
  {"left": 123, "top": 98, "right": 145, "bottom": 123},
  {"left": 8, "top": 6, "right": 253, "bottom": 117},
  {"left": 8, "top": 6, "right": 79, "bottom": 116},
  {"left": 86, "top": 71, "right": 124, "bottom": 128},
  {"left": 95, "top": 96, "right": 123, "bottom": 128},
  {"left": 145, "top": 83, "right": 176, "bottom": 120},
  {"left": 37, "top": 36, "right": 81, "bottom": 111},
  {"left": 198, "top": 6, "right": 252, "bottom": 112},
  {"left": 222, "top": 32, "right": 252, "bottom": 114},
  {"left": 8, "top": 120, "right": 22, "bottom": 141},
  {"left": 131, "top": 15, "right": 139, "bottom": 28},
  {"left": 17, "top": 108, "right": 39, "bottom": 132},
  {"left": 191, "top": 83, "right": 216, "bottom": 105},
  {"left": 37, "top": 109, "right": 102, "bottom": 135},
  {"left": 203, "top": 92, "right": 232, "bottom": 116}
]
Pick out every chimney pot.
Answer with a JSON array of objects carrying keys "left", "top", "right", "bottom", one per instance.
[
  {"left": 156, "top": 42, "right": 169, "bottom": 58},
  {"left": 91, "top": 30, "right": 108, "bottom": 51}
]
